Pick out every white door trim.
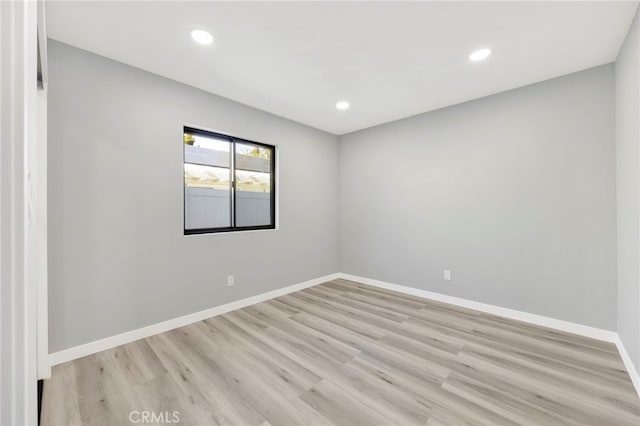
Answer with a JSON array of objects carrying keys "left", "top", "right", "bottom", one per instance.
[
  {"left": 0, "top": 0, "right": 40, "bottom": 424},
  {"left": 35, "top": 88, "right": 49, "bottom": 380},
  {"left": 35, "top": 0, "right": 50, "bottom": 380}
]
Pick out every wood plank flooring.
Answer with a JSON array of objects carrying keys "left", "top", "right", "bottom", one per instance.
[{"left": 41, "top": 279, "right": 640, "bottom": 426}]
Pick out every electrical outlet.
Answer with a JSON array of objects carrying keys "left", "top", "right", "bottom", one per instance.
[
  {"left": 227, "top": 275, "right": 235, "bottom": 287},
  {"left": 444, "top": 270, "right": 451, "bottom": 281}
]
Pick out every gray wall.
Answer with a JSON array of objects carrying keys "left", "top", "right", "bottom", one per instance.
[
  {"left": 48, "top": 40, "right": 339, "bottom": 352},
  {"left": 49, "top": 37, "right": 624, "bottom": 353},
  {"left": 616, "top": 9, "right": 640, "bottom": 374},
  {"left": 339, "top": 65, "right": 617, "bottom": 330}
]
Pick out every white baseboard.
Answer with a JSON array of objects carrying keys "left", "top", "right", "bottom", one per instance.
[
  {"left": 50, "top": 270, "right": 640, "bottom": 400},
  {"left": 337, "top": 273, "right": 618, "bottom": 343},
  {"left": 614, "top": 335, "right": 640, "bottom": 398},
  {"left": 340, "top": 273, "right": 640, "bottom": 398},
  {"left": 49, "top": 273, "right": 340, "bottom": 366}
]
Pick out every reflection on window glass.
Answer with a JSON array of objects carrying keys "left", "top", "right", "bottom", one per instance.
[
  {"left": 235, "top": 142, "right": 273, "bottom": 227},
  {"left": 183, "top": 131, "right": 232, "bottom": 230}
]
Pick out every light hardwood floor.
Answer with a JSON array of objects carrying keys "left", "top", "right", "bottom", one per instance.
[{"left": 42, "top": 279, "right": 640, "bottom": 426}]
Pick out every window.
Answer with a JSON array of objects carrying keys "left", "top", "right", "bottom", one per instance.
[{"left": 183, "top": 127, "right": 275, "bottom": 234}]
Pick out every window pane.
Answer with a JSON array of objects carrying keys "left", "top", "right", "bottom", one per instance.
[
  {"left": 234, "top": 142, "right": 273, "bottom": 227},
  {"left": 184, "top": 131, "right": 232, "bottom": 230}
]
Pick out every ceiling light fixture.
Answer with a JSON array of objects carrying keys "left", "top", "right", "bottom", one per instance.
[
  {"left": 191, "top": 29, "right": 214, "bottom": 45},
  {"left": 336, "top": 101, "right": 350, "bottom": 110},
  {"left": 469, "top": 48, "right": 491, "bottom": 62}
]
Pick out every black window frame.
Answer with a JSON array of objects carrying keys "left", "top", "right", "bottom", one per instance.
[{"left": 183, "top": 126, "right": 276, "bottom": 235}]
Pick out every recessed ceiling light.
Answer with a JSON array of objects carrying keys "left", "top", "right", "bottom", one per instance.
[
  {"left": 336, "top": 101, "right": 350, "bottom": 110},
  {"left": 469, "top": 48, "right": 491, "bottom": 62},
  {"left": 191, "top": 29, "right": 213, "bottom": 45}
]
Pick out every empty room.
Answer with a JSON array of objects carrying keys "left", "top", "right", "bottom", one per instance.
[{"left": 2, "top": 1, "right": 640, "bottom": 425}]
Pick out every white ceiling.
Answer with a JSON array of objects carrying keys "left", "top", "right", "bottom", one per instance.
[{"left": 46, "top": 1, "right": 638, "bottom": 135}]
